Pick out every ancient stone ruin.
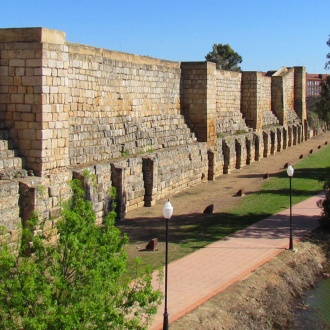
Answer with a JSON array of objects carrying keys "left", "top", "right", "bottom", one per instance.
[{"left": 0, "top": 27, "right": 313, "bottom": 247}]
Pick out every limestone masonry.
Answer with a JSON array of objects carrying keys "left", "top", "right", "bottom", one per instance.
[{"left": 0, "top": 27, "right": 313, "bottom": 247}]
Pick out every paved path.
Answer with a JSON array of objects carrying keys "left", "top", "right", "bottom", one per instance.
[{"left": 149, "top": 193, "right": 324, "bottom": 329}]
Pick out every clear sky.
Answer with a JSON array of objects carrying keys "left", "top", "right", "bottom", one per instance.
[{"left": 1, "top": 0, "right": 329, "bottom": 73}]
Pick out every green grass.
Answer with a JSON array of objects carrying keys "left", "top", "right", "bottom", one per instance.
[
  {"left": 125, "top": 145, "right": 330, "bottom": 274},
  {"left": 232, "top": 148, "right": 329, "bottom": 222}
]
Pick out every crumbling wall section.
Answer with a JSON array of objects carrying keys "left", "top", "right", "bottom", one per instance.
[
  {"left": 0, "top": 181, "right": 21, "bottom": 251},
  {"left": 142, "top": 143, "right": 209, "bottom": 207}
]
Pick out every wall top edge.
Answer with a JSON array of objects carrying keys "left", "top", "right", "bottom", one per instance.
[
  {"left": 67, "top": 42, "right": 181, "bottom": 67},
  {"left": 272, "top": 66, "right": 294, "bottom": 77},
  {"left": 0, "top": 27, "right": 66, "bottom": 44}
]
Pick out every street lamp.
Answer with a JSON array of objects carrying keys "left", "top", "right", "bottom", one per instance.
[
  {"left": 286, "top": 165, "right": 294, "bottom": 250},
  {"left": 162, "top": 200, "right": 173, "bottom": 330}
]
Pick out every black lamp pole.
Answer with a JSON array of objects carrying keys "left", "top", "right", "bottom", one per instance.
[
  {"left": 289, "top": 175, "right": 293, "bottom": 250},
  {"left": 287, "top": 165, "right": 294, "bottom": 250},
  {"left": 162, "top": 200, "right": 173, "bottom": 330},
  {"left": 163, "top": 217, "right": 169, "bottom": 330}
]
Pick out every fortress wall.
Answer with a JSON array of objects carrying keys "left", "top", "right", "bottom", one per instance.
[
  {"left": 294, "top": 66, "right": 307, "bottom": 126},
  {"left": 241, "top": 72, "right": 274, "bottom": 130},
  {"left": 0, "top": 28, "right": 70, "bottom": 175},
  {"left": 67, "top": 43, "right": 193, "bottom": 165},
  {"left": 258, "top": 75, "right": 280, "bottom": 128},
  {"left": 284, "top": 68, "right": 295, "bottom": 111},
  {"left": 215, "top": 70, "right": 248, "bottom": 135},
  {"left": 258, "top": 74, "right": 272, "bottom": 112},
  {"left": 215, "top": 70, "right": 242, "bottom": 113},
  {"left": 272, "top": 67, "right": 296, "bottom": 126},
  {"left": 142, "top": 143, "right": 209, "bottom": 210},
  {"left": 180, "top": 62, "right": 213, "bottom": 143},
  {"left": 241, "top": 72, "right": 258, "bottom": 129},
  {"left": 0, "top": 181, "right": 21, "bottom": 251},
  {"left": 0, "top": 27, "right": 310, "bottom": 244}
]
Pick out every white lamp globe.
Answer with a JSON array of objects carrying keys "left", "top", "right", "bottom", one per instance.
[
  {"left": 287, "top": 165, "right": 294, "bottom": 177},
  {"left": 163, "top": 200, "right": 173, "bottom": 220}
]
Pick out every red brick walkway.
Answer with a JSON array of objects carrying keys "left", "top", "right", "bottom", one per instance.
[{"left": 149, "top": 194, "right": 324, "bottom": 329}]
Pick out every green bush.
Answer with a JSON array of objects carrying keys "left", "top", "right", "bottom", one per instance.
[
  {"left": 318, "top": 167, "right": 330, "bottom": 229},
  {"left": 0, "top": 179, "right": 161, "bottom": 329}
]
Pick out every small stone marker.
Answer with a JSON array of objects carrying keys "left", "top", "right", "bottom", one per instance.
[
  {"left": 236, "top": 189, "right": 245, "bottom": 197},
  {"left": 203, "top": 204, "right": 214, "bottom": 214},
  {"left": 146, "top": 238, "right": 158, "bottom": 251}
]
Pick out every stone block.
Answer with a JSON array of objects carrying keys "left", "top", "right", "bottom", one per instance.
[
  {"left": 203, "top": 204, "right": 214, "bottom": 214},
  {"left": 146, "top": 238, "right": 158, "bottom": 251},
  {"left": 236, "top": 188, "right": 245, "bottom": 197},
  {"left": 48, "top": 185, "right": 60, "bottom": 197}
]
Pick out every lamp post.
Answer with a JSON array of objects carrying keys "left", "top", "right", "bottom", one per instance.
[
  {"left": 286, "top": 165, "right": 294, "bottom": 250},
  {"left": 162, "top": 200, "right": 173, "bottom": 330}
]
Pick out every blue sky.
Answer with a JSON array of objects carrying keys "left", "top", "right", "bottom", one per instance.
[{"left": 1, "top": 0, "right": 329, "bottom": 73}]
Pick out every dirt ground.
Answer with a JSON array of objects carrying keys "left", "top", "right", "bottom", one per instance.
[
  {"left": 117, "top": 131, "right": 330, "bottom": 329},
  {"left": 119, "top": 131, "right": 330, "bottom": 241}
]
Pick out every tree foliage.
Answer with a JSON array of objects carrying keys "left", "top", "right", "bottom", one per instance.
[
  {"left": 0, "top": 179, "right": 161, "bottom": 329},
  {"left": 325, "top": 35, "right": 330, "bottom": 70},
  {"left": 317, "top": 167, "right": 330, "bottom": 230},
  {"left": 205, "top": 43, "right": 242, "bottom": 71},
  {"left": 315, "top": 76, "right": 330, "bottom": 129}
]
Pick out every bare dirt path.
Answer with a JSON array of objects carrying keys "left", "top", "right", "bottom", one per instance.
[{"left": 119, "top": 132, "right": 330, "bottom": 242}]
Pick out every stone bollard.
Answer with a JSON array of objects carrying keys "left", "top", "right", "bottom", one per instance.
[{"left": 146, "top": 238, "right": 158, "bottom": 251}]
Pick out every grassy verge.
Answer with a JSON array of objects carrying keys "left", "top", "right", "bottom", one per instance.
[{"left": 126, "top": 145, "right": 330, "bottom": 273}]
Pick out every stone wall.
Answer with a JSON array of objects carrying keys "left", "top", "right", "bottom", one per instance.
[
  {"left": 215, "top": 70, "right": 248, "bottom": 135},
  {"left": 0, "top": 28, "right": 69, "bottom": 175},
  {"left": 241, "top": 72, "right": 276, "bottom": 130},
  {"left": 272, "top": 67, "right": 296, "bottom": 126},
  {"left": 68, "top": 43, "right": 187, "bottom": 164},
  {"left": 0, "top": 27, "right": 310, "bottom": 246},
  {"left": 0, "top": 180, "right": 21, "bottom": 251},
  {"left": 180, "top": 61, "right": 217, "bottom": 146}
]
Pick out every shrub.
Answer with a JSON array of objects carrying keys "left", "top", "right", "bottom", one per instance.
[
  {"left": 0, "top": 179, "right": 161, "bottom": 329},
  {"left": 317, "top": 167, "right": 330, "bottom": 229}
]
